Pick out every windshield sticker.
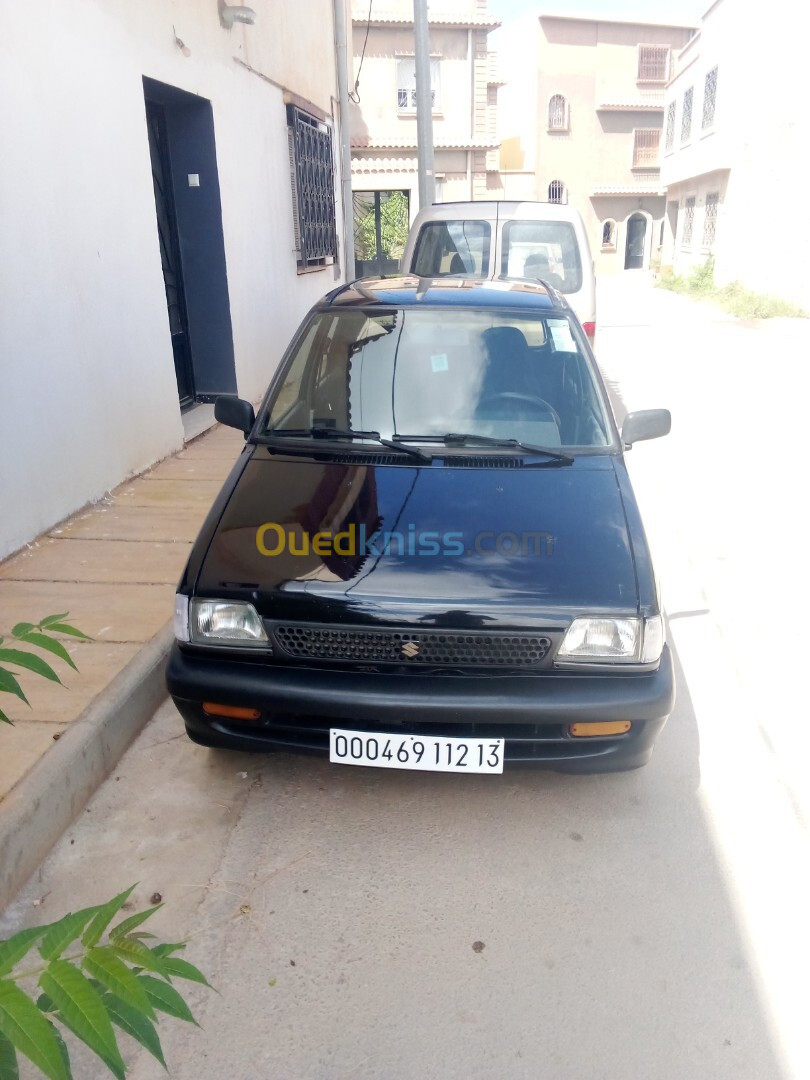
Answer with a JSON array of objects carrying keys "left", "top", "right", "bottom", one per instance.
[
  {"left": 431, "top": 353, "right": 449, "bottom": 372},
  {"left": 549, "top": 322, "right": 576, "bottom": 351}
]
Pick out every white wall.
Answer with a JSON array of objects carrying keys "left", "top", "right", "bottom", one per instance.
[{"left": 0, "top": 0, "right": 344, "bottom": 559}]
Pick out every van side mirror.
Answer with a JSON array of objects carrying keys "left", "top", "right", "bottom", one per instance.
[
  {"left": 215, "top": 395, "right": 255, "bottom": 436},
  {"left": 621, "top": 409, "right": 671, "bottom": 448}
]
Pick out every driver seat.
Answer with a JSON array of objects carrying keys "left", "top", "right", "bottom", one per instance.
[{"left": 475, "top": 327, "right": 536, "bottom": 420}]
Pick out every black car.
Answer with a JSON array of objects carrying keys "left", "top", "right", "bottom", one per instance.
[{"left": 168, "top": 276, "right": 673, "bottom": 774}]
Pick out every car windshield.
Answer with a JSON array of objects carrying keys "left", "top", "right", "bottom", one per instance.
[
  {"left": 501, "top": 220, "right": 583, "bottom": 294},
  {"left": 262, "top": 308, "right": 612, "bottom": 450},
  {"left": 411, "top": 221, "right": 491, "bottom": 277}
]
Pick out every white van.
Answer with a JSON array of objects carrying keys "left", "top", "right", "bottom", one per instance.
[{"left": 401, "top": 201, "right": 597, "bottom": 343}]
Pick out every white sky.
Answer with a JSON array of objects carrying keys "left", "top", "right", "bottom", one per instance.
[{"left": 488, "top": 0, "right": 705, "bottom": 25}]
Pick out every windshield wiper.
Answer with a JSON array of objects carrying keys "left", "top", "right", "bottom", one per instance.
[
  {"left": 265, "top": 427, "right": 431, "bottom": 462},
  {"left": 393, "top": 432, "right": 573, "bottom": 465}
]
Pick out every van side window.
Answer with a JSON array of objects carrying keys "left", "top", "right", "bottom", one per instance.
[
  {"left": 411, "top": 221, "right": 491, "bottom": 277},
  {"left": 501, "top": 220, "right": 583, "bottom": 294}
]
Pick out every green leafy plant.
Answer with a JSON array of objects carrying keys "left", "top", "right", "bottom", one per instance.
[
  {"left": 0, "top": 885, "right": 211, "bottom": 1078},
  {"left": 657, "top": 257, "right": 808, "bottom": 318},
  {"left": 354, "top": 191, "right": 409, "bottom": 264},
  {"left": 0, "top": 614, "right": 89, "bottom": 725}
]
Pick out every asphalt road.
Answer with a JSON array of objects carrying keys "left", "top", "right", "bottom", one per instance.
[{"left": 3, "top": 276, "right": 809, "bottom": 1080}]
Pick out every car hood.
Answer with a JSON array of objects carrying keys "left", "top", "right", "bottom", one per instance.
[{"left": 195, "top": 451, "right": 639, "bottom": 628}]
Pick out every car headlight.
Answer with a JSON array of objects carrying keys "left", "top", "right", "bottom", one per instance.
[
  {"left": 558, "top": 615, "right": 663, "bottom": 664},
  {"left": 186, "top": 598, "right": 268, "bottom": 646}
]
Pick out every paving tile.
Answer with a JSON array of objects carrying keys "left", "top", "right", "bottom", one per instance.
[
  {"left": 48, "top": 505, "right": 208, "bottom": 542},
  {"left": 0, "top": 581, "right": 173, "bottom": 643},
  {"left": 148, "top": 455, "right": 237, "bottom": 481},
  {"left": 112, "top": 478, "right": 223, "bottom": 508},
  {"left": 0, "top": 640, "right": 143, "bottom": 725},
  {"left": 0, "top": 539, "right": 191, "bottom": 584},
  {"left": 0, "top": 721, "right": 68, "bottom": 802}
]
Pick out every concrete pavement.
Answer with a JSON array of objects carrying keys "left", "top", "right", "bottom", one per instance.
[
  {"left": 0, "top": 420, "right": 245, "bottom": 906},
  {"left": 2, "top": 275, "right": 809, "bottom": 1079}
]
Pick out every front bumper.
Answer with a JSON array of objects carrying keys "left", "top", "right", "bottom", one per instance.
[{"left": 167, "top": 643, "right": 674, "bottom": 773}]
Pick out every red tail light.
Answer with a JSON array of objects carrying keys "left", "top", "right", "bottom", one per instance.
[{"left": 583, "top": 321, "right": 596, "bottom": 340}]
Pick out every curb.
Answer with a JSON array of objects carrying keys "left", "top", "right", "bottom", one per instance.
[{"left": 0, "top": 624, "right": 174, "bottom": 911}]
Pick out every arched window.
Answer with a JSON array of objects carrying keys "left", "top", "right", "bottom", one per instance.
[
  {"left": 548, "top": 180, "right": 565, "bottom": 204},
  {"left": 548, "top": 94, "right": 569, "bottom": 131},
  {"left": 602, "top": 220, "right": 616, "bottom": 248}
]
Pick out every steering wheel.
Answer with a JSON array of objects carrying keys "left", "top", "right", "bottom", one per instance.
[{"left": 478, "top": 392, "right": 561, "bottom": 427}]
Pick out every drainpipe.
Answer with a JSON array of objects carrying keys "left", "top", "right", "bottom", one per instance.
[
  {"left": 468, "top": 28, "right": 474, "bottom": 199},
  {"left": 333, "top": 0, "right": 355, "bottom": 281}
]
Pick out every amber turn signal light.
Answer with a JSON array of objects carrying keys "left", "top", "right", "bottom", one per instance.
[
  {"left": 569, "top": 721, "right": 631, "bottom": 737},
  {"left": 202, "top": 702, "right": 261, "bottom": 721}
]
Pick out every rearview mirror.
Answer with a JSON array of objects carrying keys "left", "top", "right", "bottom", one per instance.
[
  {"left": 215, "top": 395, "right": 255, "bottom": 436},
  {"left": 621, "top": 409, "right": 671, "bottom": 448}
]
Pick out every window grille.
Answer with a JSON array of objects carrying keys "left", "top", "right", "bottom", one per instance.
[
  {"left": 397, "top": 58, "right": 440, "bottom": 111},
  {"left": 548, "top": 180, "right": 565, "bottom": 204},
  {"left": 703, "top": 192, "right": 719, "bottom": 248},
  {"left": 638, "top": 44, "right": 670, "bottom": 82},
  {"left": 287, "top": 106, "right": 337, "bottom": 269},
  {"left": 665, "top": 101, "right": 676, "bottom": 149},
  {"left": 632, "top": 129, "right": 660, "bottom": 168},
  {"left": 682, "top": 197, "right": 695, "bottom": 246},
  {"left": 548, "top": 94, "right": 568, "bottom": 131},
  {"left": 702, "top": 66, "right": 718, "bottom": 128},
  {"left": 681, "top": 87, "right": 693, "bottom": 142}
]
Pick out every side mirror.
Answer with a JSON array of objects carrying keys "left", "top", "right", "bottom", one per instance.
[
  {"left": 621, "top": 409, "right": 671, "bottom": 448},
  {"left": 215, "top": 395, "right": 255, "bottom": 436}
]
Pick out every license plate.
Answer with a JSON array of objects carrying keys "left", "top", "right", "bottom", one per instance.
[{"left": 329, "top": 729, "right": 505, "bottom": 774}]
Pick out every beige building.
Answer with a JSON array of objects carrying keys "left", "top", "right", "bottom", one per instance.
[
  {"left": 660, "top": 0, "right": 810, "bottom": 307},
  {"left": 0, "top": 0, "right": 347, "bottom": 559},
  {"left": 499, "top": 14, "right": 695, "bottom": 273},
  {"left": 349, "top": 0, "right": 503, "bottom": 274}
]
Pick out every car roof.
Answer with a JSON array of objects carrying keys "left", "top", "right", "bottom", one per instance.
[{"left": 322, "top": 275, "right": 565, "bottom": 312}]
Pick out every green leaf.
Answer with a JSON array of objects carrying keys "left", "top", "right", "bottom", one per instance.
[
  {"left": 0, "top": 670, "right": 28, "bottom": 707},
  {"left": 0, "top": 1030, "right": 19, "bottom": 1080},
  {"left": 11, "top": 633, "right": 77, "bottom": 671},
  {"left": 137, "top": 975, "right": 198, "bottom": 1025},
  {"left": 35, "top": 615, "right": 70, "bottom": 630},
  {"left": 108, "top": 902, "right": 160, "bottom": 942},
  {"left": 82, "top": 885, "right": 137, "bottom": 948},
  {"left": 0, "top": 928, "right": 46, "bottom": 978},
  {"left": 82, "top": 947, "right": 154, "bottom": 1019},
  {"left": 146, "top": 942, "right": 186, "bottom": 959},
  {"left": 45, "top": 1021, "right": 70, "bottom": 1076},
  {"left": 0, "top": 707, "right": 12, "bottom": 725},
  {"left": 39, "top": 906, "right": 101, "bottom": 962},
  {"left": 103, "top": 991, "right": 167, "bottom": 1070},
  {"left": 36, "top": 993, "right": 56, "bottom": 1013},
  {"left": 39, "top": 624, "right": 90, "bottom": 641},
  {"left": 108, "top": 939, "right": 169, "bottom": 979},
  {"left": 10, "top": 623, "right": 36, "bottom": 638},
  {"left": 0, "top": 649, "right": 62, "bottom": 684},
  {"left": 159, "top": 956, "right": 212, "bottom": 988},
  {"left": 39, "top": 960, "right": 125, "bottom": 1080},
  {"left": 0, "top": 979, "right": 70, "bottom": 1080}
]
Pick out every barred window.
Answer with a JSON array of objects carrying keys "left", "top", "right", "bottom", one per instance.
[
  {"left": 681, "top": 87, "right": 693, "bottom": 142},
  {"left": 702, "top": 66, "right": 718, "bottom": 129},
  {"left": 682, "top": 196, "right": 695, "bottom": 246},
  {"left": 703, "top": 192, "right": 719, "bottom": 248},
  {"left": 287, "top": 106, "right": 337, "bottom": 270},
  {"left": 548, "top": 94, "right": 569, "bottom": 131},
  {"left": 397, "top": 57, "right": 440, "bottom": 111},
  {"left": 638, "top": 44, "right": 670, "bottom": 82},
  {"left": 548, "top": 179, "right": 566, "bottom": 204},
  {"left": 632, "top": 129, "right": 660, "bottom": 168},
  {"left": 601, "top": 220, "right": 616, "bottom": 248},
  {"left": 665, "top": 101, "right": 676, "bottom": 149}
]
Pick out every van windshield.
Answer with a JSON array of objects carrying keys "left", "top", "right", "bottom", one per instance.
[
  {"left": 263, "top": 308, "right": 612, "bottom": 451},
  {"left": 501, "top": 220, "right": 583, "bottom": 294},
  {"left": 411, "top": 221, "right": 491, "bottom": 277}
]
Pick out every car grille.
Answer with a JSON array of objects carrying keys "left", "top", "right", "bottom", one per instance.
[{"left": 273, "top": 626, "right": 552, "bottom": 668}]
